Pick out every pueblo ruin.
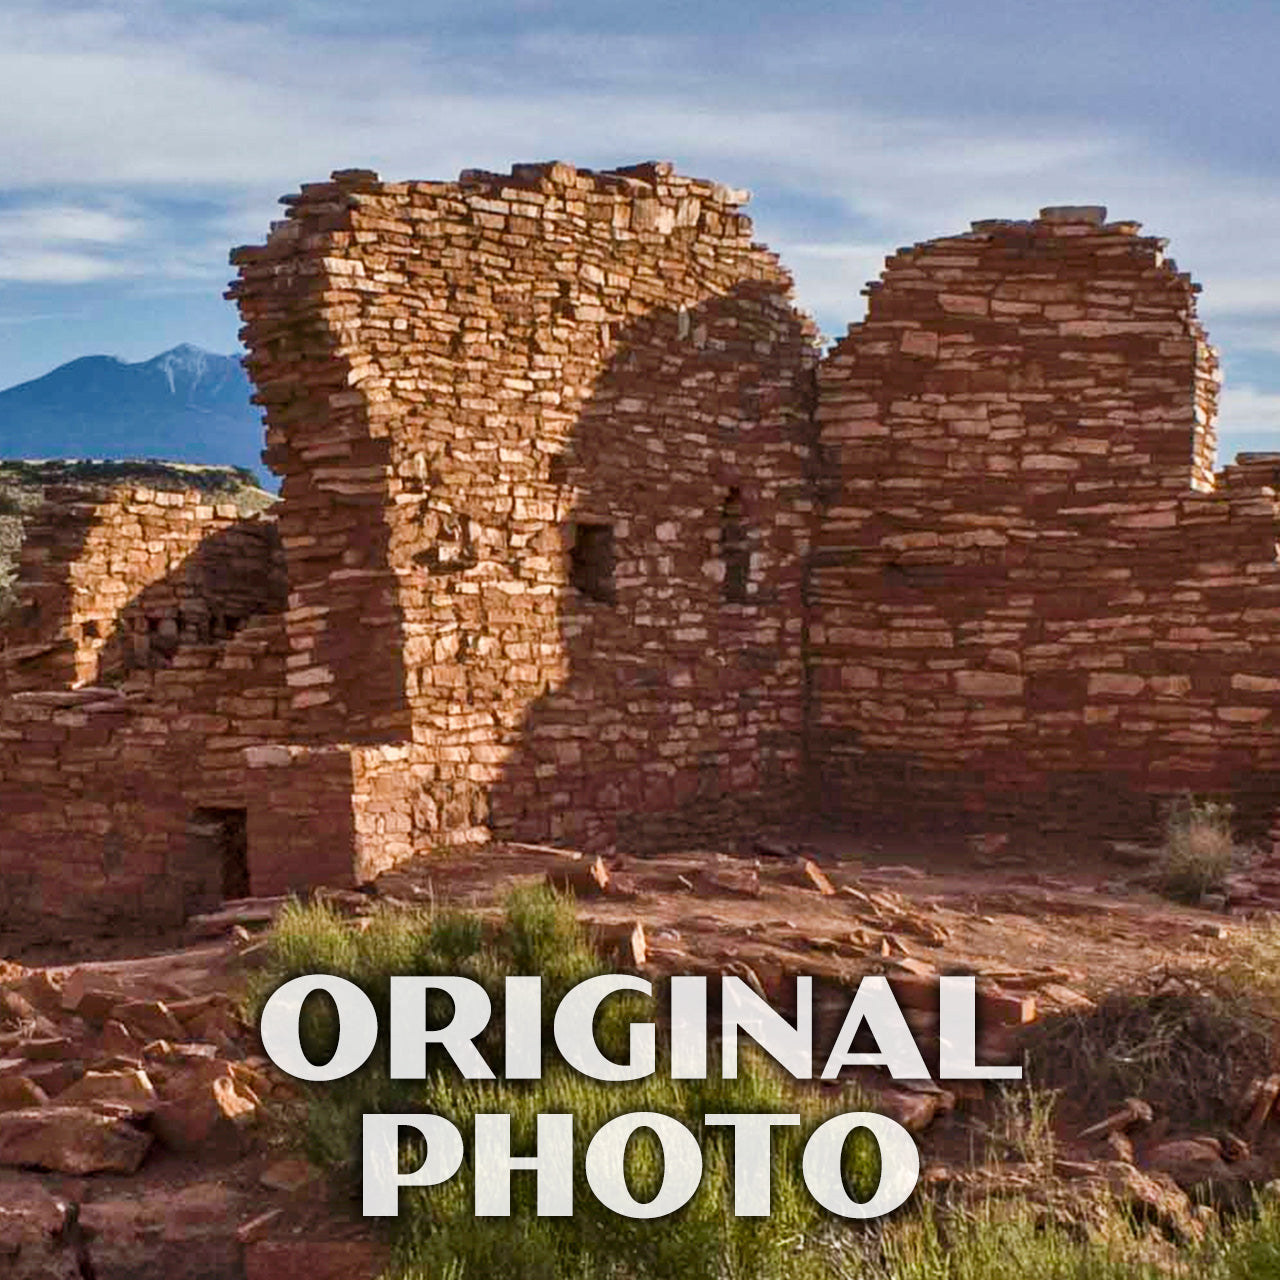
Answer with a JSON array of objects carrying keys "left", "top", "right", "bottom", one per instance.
[{"left": 3, "top": 159, "right": 1280, "bottom": 932}]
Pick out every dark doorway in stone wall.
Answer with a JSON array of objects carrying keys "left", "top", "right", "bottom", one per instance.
[{"left": 191, "top": 807, "right": 250, "bottom": 900}]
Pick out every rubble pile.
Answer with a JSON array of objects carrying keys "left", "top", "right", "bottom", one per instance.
[{"left": 0, "top": 942, "right": 390, "bottom": 1279}]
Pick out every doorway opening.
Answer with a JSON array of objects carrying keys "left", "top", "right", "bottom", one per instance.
[{"left": 192, "top": 806, "right": 250, "bottom": 900}]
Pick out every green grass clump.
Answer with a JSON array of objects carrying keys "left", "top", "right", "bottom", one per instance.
[
  {"left": 840, "top": 1193, "right": 1280, "bottom": 1280},
  {"left": 1212, "top": 914, "right": 1280, "bottom": 1018},
  {"left": 247, "top": 884, "right": 875, "bottom": 1280},
  {"left": 248, "top": 887, "right": 1280, "bottom": 1279}
]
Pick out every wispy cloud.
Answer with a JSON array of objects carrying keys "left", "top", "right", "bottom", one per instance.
[
  {"left": 0, "top": 200, "right": 144, "bottom": 283},
  {"left": 0, "top": 204, "right": 141, "bottom": 244},
  {"left": 1219, "top": 384, "right": 1280, "bottom": 438},
  {"left": 1, "top": 0, "right": 1280, "bottom": 420},
  {"left": 0, "top": 250, "right": 128, "bottom": 284}
]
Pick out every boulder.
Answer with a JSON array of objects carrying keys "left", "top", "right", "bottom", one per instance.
[
  {"left": 96, "top": 1020, "right": 141, "bottom": 1060},
  {"left": 0, "top": 1106, "right": 151, "bottom": 1174},
  {"left": 112, "top": 1001, "right": 185, "bottom": 1043},
  {"left": 259, "top": 1157, "right": 320, "bottom": 1192},
  {"left": 876, "top": 1087, "right": 954, "bottom": 1134},
  {"left": 0, "top": 1077, "right": 48, "bottom": 1113},
  {"left": 1102, "top": 1160, "right": 1203, "bottom": 1243},
  {"left": 59, "top": 971, "right": 121, "bottom": 1023},
  {"left": 56, "top": 1068, "right": 157, "bottom": 1117},
  {"left": 1143, "top": 1137, "right": 1257, "bottom": 1205},
  {"left": 151, "top": 1069, "right": 256, "bottom": 1155}
]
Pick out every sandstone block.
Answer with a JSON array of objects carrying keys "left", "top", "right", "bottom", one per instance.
[{"left": 0, "top": 1105, "right": 151, "bottom": 1174}]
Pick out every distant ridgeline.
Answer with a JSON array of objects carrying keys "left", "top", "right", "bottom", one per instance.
[
  {"left": 0, "top": 344, "right": 266, "bottom": 479},
  {"left": 0, "top": 459, "right": 275, "bottom": 617}
]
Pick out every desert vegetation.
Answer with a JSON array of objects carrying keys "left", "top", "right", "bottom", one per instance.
[
  {"left": 246, "top": 886, "right": 880, "bottom": 1280},
  {"left": 248, "top": 886, "right": 1280, "bottom": 1279},
  {"left": 1157, "top": 796, "right": 1245, "bottom": 905}
]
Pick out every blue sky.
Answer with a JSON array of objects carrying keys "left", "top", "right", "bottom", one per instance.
[{"left": 3, "top": 0, "right": 1280, "bottom": 461}]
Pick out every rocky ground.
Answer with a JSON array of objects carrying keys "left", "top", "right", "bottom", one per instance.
[{"left": 3, "top": 827, "right": 1279, "bottom": 1278}]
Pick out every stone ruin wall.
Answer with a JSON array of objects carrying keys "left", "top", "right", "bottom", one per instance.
[
  {"left": 0, "top": 481, "right": 300, "bottom": 929},
  {"left": 809, "top": 206, "right": 1280, "bottom": 836},
  {"left": 229, "top": 160, "right": 820, "bottom": 856},
  {"left": 11, "top": 171, "right": 1280, "bottom": 934},
  {"left": 0, "top": 482, "right": 284, "bottom": 693}
]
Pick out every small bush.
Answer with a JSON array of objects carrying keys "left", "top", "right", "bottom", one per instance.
[
  {"left": 975, "top": 1083, "right": 1060, "bottom": 1167},
  {"left": 1158, "top": 796, "right": 1240, "bottom": 903}
]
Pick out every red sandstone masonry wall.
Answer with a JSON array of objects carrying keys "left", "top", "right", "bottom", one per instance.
[
  {"left": 810, "top": 206, "right": 1280, "bottom": 835},
  {"left": 19, "top": 183, "right": 1280, "bottom": 934},
  {"left": 0, "top": 483, "right": 283, "bottom": 694},
  {"left": 227, "top": 177, "right": 418, "bottom": 746},
  {"left": 231, "top": 161, "right": 820, "bottom": 852},
  {"left": 0, "top": 614, "right": 299, "bottom": 930}
]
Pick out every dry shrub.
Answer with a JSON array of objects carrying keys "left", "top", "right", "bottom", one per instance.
[
  {"left": 1158, "top": 796, "right": 1240, "bottom": 904},
  {"left": 1024, "top": 967, "right": 1278, "bottom": 1128}
]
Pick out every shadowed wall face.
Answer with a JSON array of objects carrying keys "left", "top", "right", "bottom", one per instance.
[
  {"left": 810, "top": 208, "right": 1280, "bottom": 834},
  {"left": 16, "top": 178, "right": 1280, "bottom": 939},
  {"left": 0, "top": 481, "right": 283, "bottom": 694},
  {"left": 232, "top": 161, "right": 821, "bottom": 851}
]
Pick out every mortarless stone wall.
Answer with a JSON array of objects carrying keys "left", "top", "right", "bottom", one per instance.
[
  {"left": 0, "top": 615, "right": 297, "bottom": 930},
  {"left": 229, "top": 160, "right": 820, "bottom": 853},
  {"left": 0, "top": 480, "right": 284, "bottom": 694},
  {"left": 0, "top": 472, "right": 295, "bottom": 929},
  {"left": 809, "top": 206, "right": 1280, "bottom": 835},
  {"left": 11, "top": 175, "right": 1280, "bottom": 933}
]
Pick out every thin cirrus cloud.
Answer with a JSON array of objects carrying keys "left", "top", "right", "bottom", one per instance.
[
  {"left": 0, "top": 204, "right": 143, "bottom": 284},
  {"left": 0, "top": 0, "right": 1279, "bottom": 459},
  {"left": 0, "top": 250, "right": 128, "bottom": 285},
  {"left": 0, "top": 205, "right": 140, "bottom": 244}
]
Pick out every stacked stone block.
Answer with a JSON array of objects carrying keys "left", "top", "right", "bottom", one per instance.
[
  {"left": 0, "top": 609, "right": 299, "bottom": 928},
  {"left": 0, "top": 483, "right": 284, "bottom": 694},
  {"left": 14, "top": 174, "right": 1280, "bottom": 930}
]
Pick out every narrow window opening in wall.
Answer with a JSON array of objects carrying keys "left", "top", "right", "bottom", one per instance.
[
  {"left": 721, "top": 487, "right": 750, "bottom": 603},
  {"left": 569, "top": 521, "right": 615, "bottom": 603},
  {"left": 146, "top": 616, "right": 161, "bottom": 634},
  {"left": 193, "top": 807, "right": 250, "bottom": 899},
  {"left": 81, "top": 620, "right": 100, "bottom": 640}
]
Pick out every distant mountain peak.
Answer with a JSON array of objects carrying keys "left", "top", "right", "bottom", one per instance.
[
  {"left": 0, "top": 343, "right": 265, "bottom": 485},
  {"left": 140, "top": 344, "right": 239, "bottom": 397},
  {"left": 148, "top": 342, "right": 233, "bottom": 365}
]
